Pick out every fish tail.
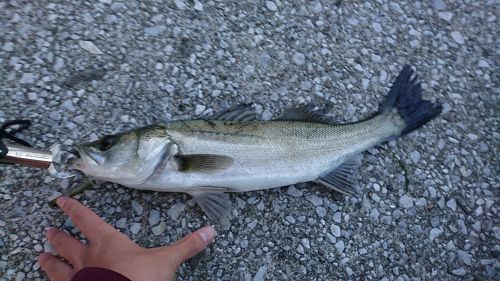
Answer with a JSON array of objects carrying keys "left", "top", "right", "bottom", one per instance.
[{"left": 379, "top": 65, "right": 442, "bottom": 136}]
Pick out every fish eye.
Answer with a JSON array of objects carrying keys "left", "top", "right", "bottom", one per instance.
[{"left": 98, "top": 135, "right": 117, "bottom": 151}]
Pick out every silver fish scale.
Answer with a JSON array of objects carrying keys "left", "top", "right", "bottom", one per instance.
[{"left": 143, "top": 112, "right": 404, "bottom": 192}]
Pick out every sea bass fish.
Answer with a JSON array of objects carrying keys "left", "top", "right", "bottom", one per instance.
[{"left": 72, "top": 66, "right": 442, "bottom": 226}]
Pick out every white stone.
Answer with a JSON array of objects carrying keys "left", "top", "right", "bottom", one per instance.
[
  {"left": 174, "top": 0, "right": 186, "bottom": 10},
  {"left": 53, "top": 57, "right": 65, "bottom": 71},
  {"left": 432, "top": 0, "right": 447, "bottom": 10},
  {"left": 310, "top": 2, "right": 322, "bottom": 13},
  {"left": 478, "top": 59, "right": 490, "bottom": 68},
  {"left": 399, "top": 195, "right": 413, "bottom": 208},
  {"left": 335, "top": 240, "right": 345, "bottom": 253},
  {"left": 79, "top": 40, "right": 104, "bottom": 54},
  {"left": 372, "top": 22, "right": 382, "bottom": 33},
  {"left": 149, "top": 209, "right": 160, "bottom": 226},
  {"left": 409, "top": 151, "right": 420, "bottom": 163},
  {"left": 152, "top": 222, "right": 166, "bottom": 236},
  {"left": 287, "top": 186, "right": 303, "bottom": 197},
  {"left": 2, "top": 42, "right": 14, "bottom": 52},
  {"left": 165, "top": 84, "right": 175, "bottom": 94},
  {"left": 195, "top": 104, "right": 206, "bottom": 115},
  {"left": 27, "top": 92, "right": 37, "bottom": 101},
  {"left": 331, "top": 224, "right": 341, "bottom": 237},
  {"left": 301, "top": 238, "right": 310, "bottom": 249},
  {"left": 130, "top": 223, "right": 141, "bottom": 235},
  {"left": 305, "top": 194, "right": 323, "bottom": 206},
  {"left": 265, "top": 1, "right": 277, "bottom": 12},
  {"left": 438, "top": 11, "right": 453, "bottom": 22},
  {"left": 450, "top": 31, "right": 465, "bottom": 45},
  {"left": 20, "top": 73, "right": 35, "bottom": 84},
  {"left": 131, "top": 200, "right": 143, "bottom": 215},
  {"left": 452, "top": 267, "right": 466, "bottom": 276},
  {"left": 361, "top": 79, "right": 369, "bottom": 90},
  {"left": 167, "top": 203, "right": 185, "bottom": 221},
  {"left": 493, "top": 226, "right": 500, "bottom": 240},
  {"left": 193, "top": 0, "right": 203, "bottom": 11},
  {"left": 292, "top": 53, "right": 306, "bottom": 65},
  {"left": 429, "top": 228, "right": 442, "bottom": 241},
  {"left": 446, "top": 198, "right": 457, "bottom": 211},
  {"left": 144, "top": 25, "right": 166, "bottom": 36}
]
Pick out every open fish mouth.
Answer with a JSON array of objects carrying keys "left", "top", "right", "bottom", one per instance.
[
  {"left": 48, "top": 144, "right": 82, "bottom": 178},
  {"left": 67, "top": 146, "right": 100, "bottom": 168}
]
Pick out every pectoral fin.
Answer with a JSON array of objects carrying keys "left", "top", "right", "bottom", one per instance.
[
  {"left": 189, "top": 191, "right": 231, "bottom": 228},
  {"left": 175, "top": 154, "right": 234, "bottom": 173},
  {"left": 316, "top": 155, "right": 363, "bottom": 195}
]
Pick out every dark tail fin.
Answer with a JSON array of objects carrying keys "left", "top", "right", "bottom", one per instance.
[{"left": 380, "top": 65, "right": 442, "bottom": 135}]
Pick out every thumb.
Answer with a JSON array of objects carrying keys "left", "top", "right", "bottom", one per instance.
[{"left": 169, "top": 226, "right": 217, "bottom": 265}]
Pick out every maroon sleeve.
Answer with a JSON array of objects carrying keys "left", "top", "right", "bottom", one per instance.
[{"left": 71, "top": 267, "right": 132, "bottom": 281}]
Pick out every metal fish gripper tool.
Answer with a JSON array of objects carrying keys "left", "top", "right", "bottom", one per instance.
[{"left": 0, "top": 120, "right": 91, "bottom": 205}]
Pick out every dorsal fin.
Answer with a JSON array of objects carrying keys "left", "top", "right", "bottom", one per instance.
[
  {"left": 316, "top": 155, "right": 363, "bottom": 195},
  {"left": 278, "top": 105, "right": 333, "bottom": 124},
  {"left": 210, "top": 103, "right": 258, "bottom": 121}
]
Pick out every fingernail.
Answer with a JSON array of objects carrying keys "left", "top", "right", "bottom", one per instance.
[
  {"left": 37, "top": 252, "right": 51, "bottom": 263},
  {"left": 55, "top": 196, "right": 67, "bottom": 208},
  {"left": 198, "top": 226, "right": 216, "bottom": 245},
  {"left": 45, "top": 228, "right": 57, "bottom": 239}
]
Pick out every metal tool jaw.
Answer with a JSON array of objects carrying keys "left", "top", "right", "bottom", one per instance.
[
  {"left": 0, "top": 120, "right": 92, "bottom": 204},
  {"left": 1, "top": 143, "right": 79, "bottom": 179},
  {"left": 0, "top": 143, "right": 53, "bottom": 169}
]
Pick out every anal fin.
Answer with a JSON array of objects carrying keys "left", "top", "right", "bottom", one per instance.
[
  {"left": 189, "top": 191, "right": 231, "bottom": 229},
  {"left": 316, "top": 155, "right": 362, "bottom": 195}
]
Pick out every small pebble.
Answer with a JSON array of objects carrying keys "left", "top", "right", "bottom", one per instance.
[
  {"left": 167, "top": 203, "right": 186, "bottom": 221},
  {"left": 301, "top": 238, "right": 310, "bottom": 249},
  {"left": 152, "top": 222, "right": 166, "bottom": 236},
  {"left": 130, "top": 223, "right": 141, "bottom": 235},
  {"left": 287, "top": 186, "right": 303, "bottom": 197},
  {"left": 315, "top": 206, "right": 327, "bottom": 217},
  {"left": 335, "top": 241, "right": 345, "bottom": 253},
  {"left": 429, "top": 228, "right": 442, "bottom": 241},
  {"left": 149, "top": 209, "right": 160, "bottom": 226},
  {"left": 265, "top": 1, "right": 277, "bottom": 12},
  {"left": 292, "top": 53, "right": 306, "bottom": 66},
  {"left": 399, "top": 195, "right": 413, "bottom": 209},
  {"left": 331, "top": 224, "right": 341, "bottom": 237},
  {"left": 2, "top": 42, "right": 14, "bottom": 52},
  {"left": 305, "top": 195, "right": 323, "bottom": 206},
  {"left": 450, "top": 31, "right": 465, "bottom": 45}
]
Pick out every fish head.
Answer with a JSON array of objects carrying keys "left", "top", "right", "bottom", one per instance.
[{"left": 71, "top": 126, "right": 170, "bottom": 185}]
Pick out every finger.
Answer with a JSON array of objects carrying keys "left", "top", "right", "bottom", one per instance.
[
  {"left": 168, "top": 226, "right": 216, "bottom": 265},
  {"left": 46, "top": 228, "right": 85, "bottom": 269},
  {"left": 38, "top": 252, "right": 73, "bottom": 281},
  {"left": 56, "top": 196, "right": 117, "bottom": 242}
]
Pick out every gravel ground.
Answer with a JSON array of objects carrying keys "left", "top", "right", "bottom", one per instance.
[{"left": 0, "top": 0, "right": 498, "bottom": 280}]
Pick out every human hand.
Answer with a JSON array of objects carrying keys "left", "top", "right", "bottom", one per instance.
[{"left": 38, "top": 196, "right": 216, "bottom": 281}]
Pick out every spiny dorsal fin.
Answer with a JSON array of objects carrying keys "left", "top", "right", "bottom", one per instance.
[
  {"left": 189, "top": 191, "right": 231, "bottom": 228},
  {"left": 278, "top": 105, "right": 333, "bottom": 124},
  {"left": 175, "top": 154, "right": 234, "bottom": 173},
  {"left": 210, "top": 103, "right": 258, "bottom": 121},
  {"left": 316, "top": 155, "right": 363, "bottom": 195}
]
